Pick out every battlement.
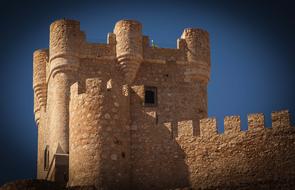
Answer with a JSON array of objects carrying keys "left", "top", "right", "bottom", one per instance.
[
  {"left": 35, "top": 19, "right": 211, "bottom": 85},
  {"left": 131, "top": 110, "right": 293, "bottom": 141},
  {"left": 70, "top": 77, "right": 105, "bottom": 98},
  {"left": 176, "top": 109, "right": 295, "bottom": 189},
  {"left": 173, "top": 110, "right": 293, "bottom": 138}
]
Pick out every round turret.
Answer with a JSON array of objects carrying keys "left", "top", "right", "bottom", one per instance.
[
  {"left": 49, "top": 19, "right": 84, "bottom": 77},
  {"left": 49, "top": 19, "right": 83, "bottom": 58},
  {"left": 33, "top": 49, "right": 48, "bottom": 108},
  {"left": 114, "top": 20, "right": 143, "bottom": 84},
  {"left": 46, "top": 19, "right": 84, "bottom": 156},
  {"left": 181, "top": 28, "right": 210, "bottom": 83}
]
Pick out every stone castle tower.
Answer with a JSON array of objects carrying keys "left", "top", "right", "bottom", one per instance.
[{"left": 33, "top": 19, "right": 295, "bottom": 190}]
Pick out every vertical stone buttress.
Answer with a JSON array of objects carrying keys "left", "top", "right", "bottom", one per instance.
[
  {"left": 181, "top": 28, "right": 210, "bottom": 119},
  {"left": 114, "top": 20, "right": 143, "bottom": 85},
  {"left": 47, "top": 19, "right": 84, "bottom": 179},
  {"left": 33, "top": 49, "right": 48, "bottom": 178}
]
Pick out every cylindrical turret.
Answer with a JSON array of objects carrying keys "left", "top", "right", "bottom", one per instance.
[
  {"left": 181, "top": 28, "right": 210, "bottom": 121},
  {"left": 33, "top": 49, "right": 48, "bottom": 109},
  {"left": 69, "top": 77, "right": 131, "bottom": 189},
  {"left": 181, "top": 28, "right": 210, "bottom": 83},
  {"left": 50, "top": 19, "right": 82, "bottom": 59},
  {"left": 114, "top": 20, "right": 143, "bottom": 84},
  {"left": 47, "top": 19, "right": 83, "bottom": 156},
  {"left": 49, "top": 19, "right": 84, "bottom": 76}
]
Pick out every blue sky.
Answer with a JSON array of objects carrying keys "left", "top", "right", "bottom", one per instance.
[{"left": 0, "top": 0, "right": 294, "bottom": 185}]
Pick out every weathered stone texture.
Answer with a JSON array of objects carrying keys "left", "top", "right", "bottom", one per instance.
[
  {"left": 28, "top": 19, "right": 295, "bottom": 190},
  {"left": 49, "top": 19, "right": 85, "bottom": 58},
  {"left": 200, "top": 118, "right": 217, "bottom": 137},
  {"left": 272, "top": 110, "right": 290, "bottom": 128},
  {"left": 33, "top": 49, "right": 48, "bottom": 114},
  {"left": 181, "top": 28, "right": 210, "bottom": 83},
  {"left": 36, "top": 109, "right": 47, "bottom": 179},
  {"left": 114, "top": 20, "right": 143, "bottom": 84},
  {"left": 179, "top": 115, "right": 295, "bottom": 189},
  {"left": 181, "top": 28, "right": 210, "bottom": 64},
  {"left": 69, "top": 59, "right": 130, "bottom": 189},
  {"left": 248, "top": 112, "right": 264, "bottom": 130},
  {"left": 224, "top": 116, "right": 241, "bottom": 134}
]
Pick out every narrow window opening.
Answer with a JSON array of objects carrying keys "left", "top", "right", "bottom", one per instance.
[
  {"left": 144, "top": 86, "right": 157, "bottom": 106},
  {"left": 121, "top": 152, "right": 126, "bottom": 158},
  {"left": 44, "top": 146, "right": 49, "bottom": 171},
  {"left": 145, "top": 90, "right": 155, "bottom": 104}
]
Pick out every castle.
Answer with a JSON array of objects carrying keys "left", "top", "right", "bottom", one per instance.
[{"left": 32, "top": 19, "right": 295, "bottom": 190}]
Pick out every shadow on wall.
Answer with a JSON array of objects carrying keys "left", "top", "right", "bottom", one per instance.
[{"left": 130, "top": 88, "right": 191, "bottom": 190}]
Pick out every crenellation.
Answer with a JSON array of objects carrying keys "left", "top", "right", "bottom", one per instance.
[
  {"left": 71, "top": 77, "right": 111, "bottom": 98},
  {"left": 272, "top": 110, "right": 291, "bottom": 129},
  {"left": 85, "top": 78, "right": 103, "bottom": 95},
  {"left": 224, "top": 116, "right": 241, "bottom": 134},
  {"left": 195, "top": 110, "right": 293, "bottom": 139},
  {"left": 248, "top": 113, "right": 265, "bottom": 130},
  {"left": 177, "top": 120, "right": 194, "bottom": 137},
  {"left": 31, "top": 19, "right": 295, "bottom": 190},
  {"left": 200, "top": 117, "right": 217, "bottom": 137}
]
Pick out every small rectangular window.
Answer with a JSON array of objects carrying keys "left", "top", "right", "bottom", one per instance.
[
  {"left": 144, "top": 86, "right": 157, "bottom": 106},
  {"left": 44, "top": 146, "right": 49, "bottom": 171}
]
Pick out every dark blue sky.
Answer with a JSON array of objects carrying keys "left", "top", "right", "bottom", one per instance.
[{"left": 0, "top": 0, "right": 294, "bottom": 185}]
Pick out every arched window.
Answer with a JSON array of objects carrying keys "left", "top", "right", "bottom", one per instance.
[{"left": 44, "top": 146, "right": 49, "bottom": 170}]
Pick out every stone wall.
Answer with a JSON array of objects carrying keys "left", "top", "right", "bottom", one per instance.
[
  {"left": 129, "top": 61, "right": 208, "bottom": 190},
  {"left": 176, "top": 110, "right": 295, "bottom": 189}
]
